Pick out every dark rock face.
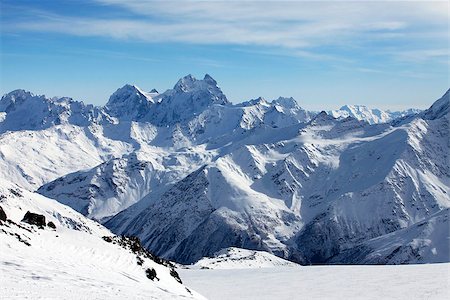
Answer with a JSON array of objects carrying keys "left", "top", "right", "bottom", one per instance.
[
  {"left": 102, "top": 235, "right": 183, "bottom": 282},
  {"left": 47, "top": 221, "right": 56, "bottom": 229},
  {"left": 22, "top": 211, "right": 46, "bottom": 228},
  {"left": 145, "top": 268, "right": 158, "bottom": 280},
  {"left": 0, "top": 206, "right": 7, "bottom": 222},
  {"left": 170, "top": 269, "right": 182, "bottom": 284}
]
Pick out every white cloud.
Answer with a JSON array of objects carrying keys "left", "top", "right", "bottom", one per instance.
[{"left": 3, "top": 0, "right": 448, "bottom": 64}]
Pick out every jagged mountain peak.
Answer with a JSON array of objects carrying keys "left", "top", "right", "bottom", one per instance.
[
  {"left": 0, "top": 89, "right": 40, "bottom": 112},
  {"left": 203, "top": 73, "right": 217, "bottom": 85},
  {"left": 174, "top": 74, "right": 196, "bottom": 92},
  {"left": 2, "top": 88, "right": 33, "bottom": 98},
  {"left": 272, "top": 97, "right": 299, "bottom": 109},
  {"left": 240, "top": 97, "right": 270, "bottom": 107},
  {"left": 173, "top": 74, "right": 221, "bottom": 93},
  {"left": 148, "top": 74, "right": 230, "bottom": 125},
  {"left": 105, "top": 84, "right": 155, "bottom": 120},
  {"left": 340, "top": 104, "right": 366, "bottom": 110},
  {"left": 107, "top": 84, "right": 154, "bottom": 104},
  {"left": 0, "top": 89, "right": 105, "bottom": 133},
  {"left": 172, "top": 74, "right": 226, "bottom": 100},
  {"left": 310, "top": 110, "right": 335, "bottom": 125}
]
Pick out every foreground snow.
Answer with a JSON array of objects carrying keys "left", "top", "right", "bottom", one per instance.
[
  {"left": 180, "top": 263, "right": 450, "bottom": 300},
  {"left": 0, "top": 179, "right": 204, "bottom": 299}
]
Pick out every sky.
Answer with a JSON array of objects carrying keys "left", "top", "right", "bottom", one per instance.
[{"left": 0, "top": 0, "right": 448, "bottom": 111}]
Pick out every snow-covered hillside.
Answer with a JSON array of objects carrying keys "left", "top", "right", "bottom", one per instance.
[
  {"left": 0, "top": 178, "right": 204, "bottom": 299},
  {"left": 192, "top": 247, "right": 299, "bottom": 269}
]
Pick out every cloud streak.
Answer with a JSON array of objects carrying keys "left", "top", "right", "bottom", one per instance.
[{"left": 2, "top": 0, "right": 448, "bottom": 64}]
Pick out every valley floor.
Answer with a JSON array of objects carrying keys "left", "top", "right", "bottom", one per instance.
[{"left": 179, "top": 263, "right": 450, "bottom": 300}]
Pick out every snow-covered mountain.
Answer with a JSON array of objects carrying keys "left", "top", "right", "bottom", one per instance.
[
  {"left": 0, "top": 178, "right": 204, "bottom": 299},
  {"left": 105, "top": 88, "right": 449, "bottom": 264},
  {"left": 0, "top": 89, "right": 109, "bottom": 133},
  {"left": 0, "top": 75, "right": 311, "bottom": 191},
  {"left": 0, "top": 74, "right": 448, "bottom": 267},
  {"left": 329, "top": 104, "right": 421, "bottom": 124}
]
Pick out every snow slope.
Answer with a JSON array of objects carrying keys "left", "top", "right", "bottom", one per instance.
[
  {"left": 38, "top": 153, "right": 162, "bottom": 221},
  {"left": 330, "top": 208, "right": 450, "bottom": 264},
  {"left": 0, "top": 124, "right": 132, "bottom": 190},
  {"left": 179, "top": 263, "right": 450, "bottom": 300},
  {"left": 0, "top": 178, "right": 204, "bottom": 299},
  {"left": 192, "top": 247, "right": 299, "bottom": 269}
]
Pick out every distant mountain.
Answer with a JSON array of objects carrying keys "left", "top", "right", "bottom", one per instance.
[
  {"left": 329, "top": 104, "right": 422, "bottom": 124},
  {"left": 0, "top": 89, "right": 106, "bottom": 133},
  {"left": 1, "top": 75, "right": 448, "bottom": 266}
]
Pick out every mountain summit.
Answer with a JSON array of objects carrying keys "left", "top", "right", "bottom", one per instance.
[
  {"left": 105, "top": 84, "right": 156, "bottom": 121},
  {"left": 149, "top": 74, "right": 230, "bottom": 125},
  {"left": 103, "top": 74, "right": 230, "bottom": 125}
]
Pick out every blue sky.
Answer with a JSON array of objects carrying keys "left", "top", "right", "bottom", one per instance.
[{"left": 0, "top": 0, "right": 448, "bottom": 110}]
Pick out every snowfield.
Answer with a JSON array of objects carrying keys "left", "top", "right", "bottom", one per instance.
[{"left": 180, "top": 263, "right": 450, "bottom": 300}]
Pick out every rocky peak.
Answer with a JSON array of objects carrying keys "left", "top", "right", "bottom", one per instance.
[
  {"left": 203, "top": 73, "right": 217, "bottom": 85},
  {"left": 0, "top": 90, "right": 40, "bottom": 112},
  {"left": 309, "top": 110, "right": 336, "bottom": 125},
  {"left": 149, "top": 74, "right": 230, "bottom": 125},
  {"left": 171, "top": 74, "right": 228, "bottom": 104},
  {"left": 105, "top": 84, "right": 155, "bottom": 120},
  {"left": 272, "top": 97, "right": 300, "bottom": 109},
  {"left": 241, "top": 97, "right": 270, "bottom": 107},
  {"left": 173, "top": 74, "right": 196, "bottom": 92}
]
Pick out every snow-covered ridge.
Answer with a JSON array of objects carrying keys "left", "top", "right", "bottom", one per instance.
[
  {"left": 1, "top": 74, "right": 419, "bottom": 134},
  {"left": 0, "top": 89, "right": 106, "bottom": 133},
  {"left": 192, "top": 247, "right": 299, "bottom": 269}
]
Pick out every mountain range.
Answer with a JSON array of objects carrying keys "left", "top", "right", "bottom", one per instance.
[{"left": 1, "top": 74, "right": 448, "bottom": 266}]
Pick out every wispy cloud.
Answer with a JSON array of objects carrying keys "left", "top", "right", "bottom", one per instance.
[{"left": 2, "top": 0, "right": 449, "bottom": 66}]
